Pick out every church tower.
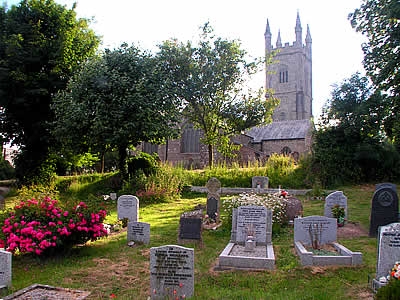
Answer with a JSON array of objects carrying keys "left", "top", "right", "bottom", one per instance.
[{"left": 265, "top": 12, "right": 313, "bottom": 121}]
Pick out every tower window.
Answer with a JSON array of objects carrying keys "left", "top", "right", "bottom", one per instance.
[{"left": 279, "top": 66, "right": 289, "bottom": 83}]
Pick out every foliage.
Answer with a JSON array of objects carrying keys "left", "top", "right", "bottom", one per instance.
[
  {"left": 331, "top": 204, "right": 345, "bottom": 219},
  {"left": 52, "top": 43, "right": 181, "bottom": 179},
  {"left": 223, "top": 192, "right": 287, "bottom": 229},
  {"left": 0, "top": 197, "right": 107, "bottom": 256},
  {"left": 127, "top": 152, "right": 159, "bottom": 178},
  {"left": 312, "top": 73, "right": 400, "bottom": 187},
  {"left": 376, "top": 278, "right": 400, "bottom": 300},
  {"left": 0, "top": 159, "right": 15, "bottom": 180},
  {"left": 350, "top": 0, "right": 400, "bottom": 150},
  {"left": 121, "top": 163, "right": 185, "bottom": 204},
  {"left": 0, "top": 0, "right": 100, "bottom": 185},
  {"left": 157, "top": 22, "right": 279, "bottom": 166}
]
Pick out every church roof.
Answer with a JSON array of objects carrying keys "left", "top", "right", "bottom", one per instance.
[{"left": 245, "top": 119, "right": 313, "bottom": 143}]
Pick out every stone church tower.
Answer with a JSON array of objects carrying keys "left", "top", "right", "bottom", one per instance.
[{"left": 265, "top": 12, "right": 313, "bottom": 121}]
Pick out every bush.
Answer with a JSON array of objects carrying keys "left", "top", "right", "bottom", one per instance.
[
  {"left": 0, "top": 197, "right": 108, "bottom": 256},
  {"left": 0, "top": 159, "right": 15, "bottom": 180},
  {"left": 376, "top": 279, "right": 400, "bottom": 300},
  {"left": 127, "top": 152, "right": 159, "bottom": 178}
]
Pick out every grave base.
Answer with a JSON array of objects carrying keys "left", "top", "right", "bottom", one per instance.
[
  {"left": 3, "top": 284, "right": 90, "bottom": 299},
  {"left": 215, "top": 242, "right": 275, "bottom": 270},
  {"left": 295, "top": 241, "right": 362, "bottom": 266}
]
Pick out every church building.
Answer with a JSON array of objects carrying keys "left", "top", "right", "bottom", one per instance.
[{"left": 141, "top": 13, "right": 314, "bottom": 167}]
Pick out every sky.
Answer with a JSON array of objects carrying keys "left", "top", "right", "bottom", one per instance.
[{"left": 5, "top": 0, "right": 367, "bottom": 119}]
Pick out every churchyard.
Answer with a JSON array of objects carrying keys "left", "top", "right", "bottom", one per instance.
[{"left": 0, "top": 181, "right": 393, "bottom": 299}]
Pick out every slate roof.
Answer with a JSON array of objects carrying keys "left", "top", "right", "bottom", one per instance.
[{"left": 245, "top": 119, "right": 313, "bottom": 143}]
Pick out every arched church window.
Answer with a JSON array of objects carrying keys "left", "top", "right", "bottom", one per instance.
[
  {"left": 181, "top": 123, "right": 200, "bottom": 153},
  {"left": 281, "top": 146, "right": 291, "bottom": 155}
]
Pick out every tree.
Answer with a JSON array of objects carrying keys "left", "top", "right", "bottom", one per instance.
[
  {"left": 157, "top": 23, "right": 278, "bottom": 167},
  {"left": 313, "top": 73, "right": 399, "bottom": 186},
  {"left": 52, "top": 44, "right": 181, "bottom": 178},
  {"left": 0, "top": 0, "right": 99, "bottom": 184},
  {"left": 350, "top": 0, "right": 400, "bottom": 149}
]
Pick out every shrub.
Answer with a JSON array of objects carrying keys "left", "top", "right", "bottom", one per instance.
[
  {"left": 0, "top": 197, "right": 108, "bottom": 256},
  {"left": 0, "top": 159, "right": 15, "bottom": 180}
]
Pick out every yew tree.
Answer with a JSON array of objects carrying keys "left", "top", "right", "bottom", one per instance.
[
  {"left": 157, "top": 23, "right": 278, "bottom": 167},
  {"left": 0, "top": 0, "right": 99, "bottom": 184}
]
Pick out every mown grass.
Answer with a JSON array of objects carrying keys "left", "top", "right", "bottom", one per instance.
[{"left": 0, "top": 177, "right": 383, "bottom": 299}]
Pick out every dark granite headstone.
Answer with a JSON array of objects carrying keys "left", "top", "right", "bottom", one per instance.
[
  {"left": 206, "top": 197, "right": 218, "bottom": 221},
  {"left": 285, "top": 196, "right": 303, "bottom": 222},
  {"left": 369, "top": 183, "right": 399, "bottom": 237},
  {"left": 178, "top": 210, "right": 202, "bottom": 244}
]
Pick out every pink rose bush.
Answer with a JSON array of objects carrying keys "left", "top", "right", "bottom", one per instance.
[{"left": 0, "top": 197, "right": 108, "bottom": 256}]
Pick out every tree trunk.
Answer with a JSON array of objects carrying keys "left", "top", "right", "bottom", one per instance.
[
  {"left": 208, "top": 144, "right": 213, "bottom": 168},
  {"left": 118, "top": 144, "right": 128, "bottom": 179},
  {"left": 100, "top": 151, "right": 105, "bottom": 173}
]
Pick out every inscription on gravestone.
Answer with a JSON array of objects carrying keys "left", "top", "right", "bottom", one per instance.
[
  {"left": 150, "top": 245, "right": 194, "bottom": 299},
  {"left": 117, "top": 195, "right": 139, "bottom": 222},
  {"left": 236, "top": 206, "right": 268, "bottom": 244},
  {"left": 294, "top": 216, "right": 337, "bottom": 246},
  {"left": 127, "top": 221, "right": 150, "bottom": 245},
  {"left": 369, "top": 183, "right": 399, "bottom": 237},
  {"left": 376, "top": 223, "right": 400, "bottom": 279}
]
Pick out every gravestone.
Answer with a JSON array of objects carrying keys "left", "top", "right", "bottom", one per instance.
[
  {"left": 285, "top": 196, "right": 303, "bottom": 222},
  {"left": 127, "top": 221, "right": 150, "bottom": 245},
  {"left": 294, "top": 215, "right": 337, "bottom": 246},
  {"left": 0, "top": 250, "right": 12, "bottom": 288},
  {"left": 206, "top": 178, "right": 221, "bottom": 223},
  {"left": 251, "top": 176, "right": 269, "bottom": 189},
  {"left": 178, "top": 210, "right": 202, "bottom": 244},
  {"left": 234, "top": 205, "right": 272, "bottom": 245},
  {"left": 117, "top": 195, "right": 139, "bottom": 222},
  {"left": 375, "top": 223, "right": 400, "bottom": 280},
  {"left": 324, "top": 191, "right": 348, "bottom": 219},
  {"left": 150, "top": 245, "right": 194, "bottom": 299},
  {"left": 369, "top": 183, "right": 399, "bottom": 237}
]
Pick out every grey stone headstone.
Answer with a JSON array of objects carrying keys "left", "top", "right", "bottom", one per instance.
[
  {"left": 324, "top": 191, "right": 348, "bottom": 219},
  {"left": 369, "top": 183, "right": 399, "bottom": 237},
  {"left": 127, "top": 221, "right": 150, "bottom": 245},
  {"left": 376, "top": 223, "right": 400, "bottom": 279},
  {"left": 0, "top": 195, "right": 4, "bottom": 211},
  {"left": 251, "top": 176, "right": 269, "bottom": 189},
  {"left": 117, "top": 195, "right": 139, "bottom": 222},
  {"left": 150, "top": 245, "right": 194, "bottom": 299},
  {"left": 294, "top": 216, "right": 337, "bottom": 246},
  {"left": 236, "top": 206, "right": 269, "bottom": 245},
  {"left": 206, "top": 177, "right": 221, "bottom": 193},
  {"left": 0, "top": 250, "right": 11, "bottom": 288}
]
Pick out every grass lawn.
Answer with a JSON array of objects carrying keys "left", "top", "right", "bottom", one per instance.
[{"left": 0, "top": 184, "right": 380, "bottom": 299}]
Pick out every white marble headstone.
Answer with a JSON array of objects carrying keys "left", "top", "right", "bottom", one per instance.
[
  {"left": 294, "top": 215, "right": 337, "bottom": 246},
  {"left": 0, "top": 250, "right": 11, "bottom": 288},
  {"left": 376, "top": 223, "right": 400, "bottom": 279},
  {"left": 127, "top": 221, "right": 150, "bottom": 245},
  {"left": 324, "top": 191, "right": 348, "bottom": 218},
  {"left": 117, "top": 195, "right": 139, "bottom": 222}
]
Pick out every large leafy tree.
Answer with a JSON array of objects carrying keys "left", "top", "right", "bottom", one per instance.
[
  {"left": 0, "top": 0, "right": 99, "bottom": 184},
  {"left": 157, "top": 23, "right": 278, "bottom": 166},
  {"left": 313, "top": 73, "right": 399, "bottom": 186},
  {"left": 350, "top": 0, "right": 400, "bottom": 149},
  {"left": 52, "top": 44, "right": 181, "bottom": 177}
]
